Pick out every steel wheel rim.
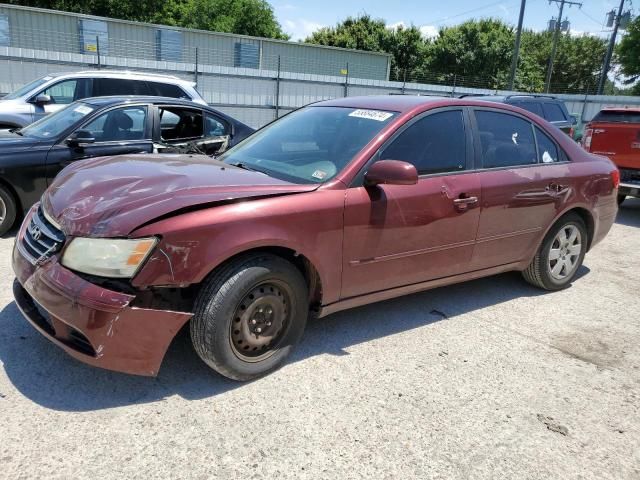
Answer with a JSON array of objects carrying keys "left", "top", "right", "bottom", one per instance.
[
  {"left": 0, "top": 197, "right": 5, "bottom": 224},
  {"left": 229, "top": 280, "right": 292, "bottom": 362},
  {"left": 548, "top": 224, "right": 582, "bottom": 281}
]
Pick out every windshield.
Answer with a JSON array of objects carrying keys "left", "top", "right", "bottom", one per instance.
[
  {"left": 219, "top": 106, "right": 397, "bottom": 184},
  {"left": 3, "top": 76, "right": 52, "bottom": 100},
  {"left": 20, "top": 102, "right": 96, "bottom": 139}
]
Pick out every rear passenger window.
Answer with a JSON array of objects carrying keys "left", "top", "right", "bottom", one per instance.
[
  {"left": 380, "top": 110, "right": 466, "bottom": 175},
  {"left": 94, "top": 79, "right": 150, "bottom": 96},
  {"left": 475, "top": 111, "right": 537, "bottom": 168},
  {"left": 147, "top": 82, "right": 189, "bottom": 99},
  {"left": 535, "top": 127, "right": 560, "bottom": 163},
  {"left": 542, "top": 103, "right": 566, "bottom": 122},
  {"left": 512, "top": 101, "right": 543, "bottom": 117}
]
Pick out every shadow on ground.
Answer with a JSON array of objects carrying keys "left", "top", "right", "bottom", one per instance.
[
  {"left": 616, "top": 197, "right": 640, "bottom": 228},
  {"left": 0, "top": 265, "right": 593, "bottom": 412}
]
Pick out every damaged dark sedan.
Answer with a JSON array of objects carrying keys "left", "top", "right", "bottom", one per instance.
[{"left": 0, "top": 96, "right": 253, "bottom": 235}]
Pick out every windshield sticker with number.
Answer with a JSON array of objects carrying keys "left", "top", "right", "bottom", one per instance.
[{"left": 348, "top": 109, "right": 394, "bottom": 122}]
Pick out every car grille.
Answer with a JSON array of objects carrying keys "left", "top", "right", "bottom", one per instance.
[{"left": 20, "top": 206, "right": 65, "bottom": 264}]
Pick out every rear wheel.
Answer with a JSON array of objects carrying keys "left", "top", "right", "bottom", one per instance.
[
  {"left": 617, "top": 194, "right": 626, "bottom": 206},
  {"left": 522, "top": 213, "right": 587, "bottom": 291},
  {"left": 0, "top": 185, "right": 17, "bottom": 236},
  {"left": 191, "top": 253, "right": 308, "bottom": 381}
]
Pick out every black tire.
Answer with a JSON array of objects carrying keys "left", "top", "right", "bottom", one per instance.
[
  {"left": 617, "top": 194, "right": 626, "bottom": 206},
  {"left": 522, "top": 213, "right": 587, "bottom": 291},
  {"left": 0, "top": 184, "right": 17, "bottom": 237},
  {"left": 191, "top": 253, "right": 308, "bottom": 381}
]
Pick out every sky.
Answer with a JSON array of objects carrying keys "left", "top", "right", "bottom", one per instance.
[{"left": 272, "top": 0, "right": 634, "bottom": 41}]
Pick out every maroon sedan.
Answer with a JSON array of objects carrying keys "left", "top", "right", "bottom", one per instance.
[{"left": 12, "top": 96, "right": 619, "bottom": 380}]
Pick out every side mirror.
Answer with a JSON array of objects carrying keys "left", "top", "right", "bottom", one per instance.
[
  {"left": 365, "top": 160, "right": 418, "bottom": 186},
  {"left": 66, "top": 130, "right": 95, "bottom": 146},
  {"left": 33, "top": 94, "right": 51, "bottom": 105}
]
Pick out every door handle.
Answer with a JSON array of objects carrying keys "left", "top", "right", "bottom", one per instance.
[
  {"left": 546, "top": 183, "right": 569, "bottom": 195},
  {"left": 453, "top": 195, "right": 478, "bottom": 212}
]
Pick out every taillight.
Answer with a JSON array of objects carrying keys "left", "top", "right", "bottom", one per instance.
[
  {"left": 583, "top": 127, "right": 593, "bottom": 151},
  {"left": 612, "top": 169, "right": 620, "bottom": 189}
]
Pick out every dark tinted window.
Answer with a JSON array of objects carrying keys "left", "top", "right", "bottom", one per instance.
[
  {"left": 82, "top": 106, "right": 148, "bottom": 141},
  {"left": 542, "top": 102, "right": 567, "bottom": 122},
  {"left": 147, "top": 82, "right": 189, "bottom": 99},
  {"left": 93, "top": 78, "right": 150, "bottom": 96},
  {"left": 475, "top": 110, "right": 537, "bottom": 168},
  {"left": 592, "top": 110, "right": 640, "bottom": 123},
  {"left": 511, "top": 101, "right": 543, "bottom": 116},
  {"left": 535, "top": 127, "right": 560, "bottom": 163},
  {"left": 380, "top": 110, "right": 466, "bottom": 175}
]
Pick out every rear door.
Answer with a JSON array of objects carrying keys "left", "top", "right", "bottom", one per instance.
[
  {"left": 45, "top": 104, "right": 154, "bottom": 183},
  {"left": 470, "top": 108, "right": 572, "bottom": 269},
  {"left": 586, "top": 110, "right": 640, "bottom": 171},
  {"left": 341, "top": 108, "right": 481, "bottom": 298}
]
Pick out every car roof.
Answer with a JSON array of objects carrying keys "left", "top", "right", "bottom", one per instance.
[
  {"left": 313, "top": 95, "right": 452, "bottom": 113},
  {"left": 46, "top": 70, "right": 193, "bottom": 85},
  {"left": 79, "top": 96, "right": 209, "bottom": 108}
]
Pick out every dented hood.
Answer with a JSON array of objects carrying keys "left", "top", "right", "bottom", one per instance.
[{"left": 42, "top": 154, "right": 318, "bottom": 237}]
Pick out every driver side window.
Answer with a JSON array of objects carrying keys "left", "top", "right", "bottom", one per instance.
[
  {"left": 380, "top": 110, "right": 467, "bottom": 175},
  {"left": 81, "top": 106, "right": 148, "bottom": 142}
]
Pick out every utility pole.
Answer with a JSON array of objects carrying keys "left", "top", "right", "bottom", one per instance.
[
  {"left": 597, "top": 0, "right": 625, "bottom": 95},
  {"left": 544, "top": 0, "right": 582, "bottom": 93},
  {"left": 508, "top": 0, "right": 527, "bottom": 90}
]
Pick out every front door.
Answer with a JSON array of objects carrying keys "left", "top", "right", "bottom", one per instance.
[
  {"left": 470, "top": 109, "right": 571, "bottom": 269},
  {"left": 341, "top": 109, "right": 481, "bottom": 299},
  {"left": 45, "top": 105, "right": 154, "bottom": 182},
  {"left": 33, "top": 78, "right": 92, "bottom": 122}
]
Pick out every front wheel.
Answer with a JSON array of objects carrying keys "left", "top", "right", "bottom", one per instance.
[
  {"left": 0, "top": 184, "right": 17, "bottom": 236},
  {"left": 522, "top": 213, "right": 587, "bottom": 291},
  {"left": 191, "top": 253, "right": 308, "bottom": 381}
]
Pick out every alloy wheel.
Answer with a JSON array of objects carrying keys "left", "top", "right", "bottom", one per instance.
[{"left": 548, "top": 224, "right": 582, "bottom": 281}]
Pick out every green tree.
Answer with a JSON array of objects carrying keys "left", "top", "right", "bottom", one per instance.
[
  {"left": 425, "top": 19, "right": 514, "bottom": 88},
  {"left": 305, "top": 14, "right": 429, "bottom": 81},
  {"left": 6, "top": 0, "right": 288, "bottom": 39},
  {"left": 617, "top": 16, "right": 640, "bottom": 91}
]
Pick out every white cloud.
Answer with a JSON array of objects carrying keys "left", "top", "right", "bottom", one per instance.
[
  {"left": 420, "top": 25, "right": 439, "bottom": 39},
  {"left": 387, "top": 21, "right": 407, "bottom": 30},
  {"left": 284, "top": 19, "right": 325, "bottom": 41},
  {"left": 386, "top": 22, "right": 439, "bottom": 39}
]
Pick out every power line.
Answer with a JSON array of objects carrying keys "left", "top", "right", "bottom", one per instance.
[{"left": 426, "top": 0, "right": 518, "bottom": 26}]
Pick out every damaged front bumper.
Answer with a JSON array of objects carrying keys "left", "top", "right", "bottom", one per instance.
[{"left": 12, "top": 208, "right": 192, "bottom": 377}]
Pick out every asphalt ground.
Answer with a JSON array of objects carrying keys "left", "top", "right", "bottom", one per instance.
[{"left": 1, "top": 199, "right": 639, "bottom": 479}]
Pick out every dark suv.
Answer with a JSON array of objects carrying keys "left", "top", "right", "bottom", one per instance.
[{"left": 460, "top": 94, "right": 576, "bottom": 137}]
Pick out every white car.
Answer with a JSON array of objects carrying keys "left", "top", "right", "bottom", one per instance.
[{"left": 0, "top": 70, "right": 207, "bottom": 129}]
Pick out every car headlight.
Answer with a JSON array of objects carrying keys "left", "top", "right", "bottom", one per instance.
[{"left": 61, "top": 237, "right": 158, "bottom": 278}]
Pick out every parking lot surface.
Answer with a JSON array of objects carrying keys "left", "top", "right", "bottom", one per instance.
[{"left": 1, "top": 200, "right": 639, "bottom": 479}]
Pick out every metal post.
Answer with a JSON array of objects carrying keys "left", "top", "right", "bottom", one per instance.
[
  {"left": 275, "top": 55, "right": 281, "bottom": 118},
  {"left": 96, "top": 35, "right": 101, "bottom": 69},
  {"left": 194, "top": 47, "right": 199, "bottom": 86},
  {"left": 545, "top": 1, "right": 566, "bottom": 92},
  {"left": 344, "top": 63, "right": 349, "bottom": 97},
  {"left": 580, "top": 83, "right": 589, "bottom": 123},
  {"left": 401, "top": 69, "right": 407, "bottom": 94},
  {"left": 451, "top": 74, "right": 457, "bottom": 97},
  {"left": 597, "top": 0, "right": 625, "bottom": 95},
  {"left": 508, "top": 0, "right": 527, "bottom": 90}
]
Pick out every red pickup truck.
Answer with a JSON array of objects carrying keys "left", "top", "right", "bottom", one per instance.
[{"left": 583, "top": 107, "right": 640, "bottom": 205}]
